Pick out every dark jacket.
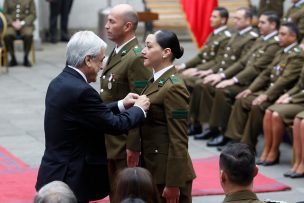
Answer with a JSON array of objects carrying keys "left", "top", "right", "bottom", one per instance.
[{"left": 36, "top": 67, "right": 145, "bottom": 202}]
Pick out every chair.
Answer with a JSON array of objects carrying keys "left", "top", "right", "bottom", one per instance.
[{"left": 0, "top": 12, "right": 8, "bottom": 73}]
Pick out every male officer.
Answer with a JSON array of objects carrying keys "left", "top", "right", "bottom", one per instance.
[
  {"left": 188, "top": 7, "right": 258, "bottom": 136},
  {"left": 284, "top": 0, "right": 304, "bottom": 37},
  {"left": 197, "top": 11, "right": 281, "bottom": 145},
  {"left": 224, "top": 22, "right": 304, "bottom": 148},
  {"left": 3, "top": 0, "right": 36, "bottom": 67},
  {"left": 176, "top": 7, "right": 231, "bottom": 84},
  {"left": 100, "top": 4, "right": 151, "bottom": 194},
  {"left": 220, "top": 143, "right": 264, "bottom": 203},
  {"left": 259, "top": 0, "right": 285, "bottom": 18}
]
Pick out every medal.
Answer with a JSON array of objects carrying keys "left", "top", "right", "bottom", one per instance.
[{"left": 108, "top": 73, "right": 115, "bottom": 90}]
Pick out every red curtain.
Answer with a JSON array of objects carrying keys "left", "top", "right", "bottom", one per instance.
[{"left": 180, "top": 0, "right": 218, "bottom": 48}]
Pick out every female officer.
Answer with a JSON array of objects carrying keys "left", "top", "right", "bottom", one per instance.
[{"left": 138, "top": 30, "right": 196, "bottom": 203}]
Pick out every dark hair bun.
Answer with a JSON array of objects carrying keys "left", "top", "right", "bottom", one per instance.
[{"left": 155, "top": 30, "right": 183, "bottom": 61}]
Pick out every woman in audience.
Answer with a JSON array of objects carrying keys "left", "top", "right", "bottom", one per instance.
[
  {"left": 285, "top": 112, "right": 304, "bottom": 178},
  {"left": 112, "top": 167, "right": 158, "bottom": 203},
  {"left": 136, "top": 30, "right": 196, "bottom": 203},
  {"left": 258, "top": 67, "right": 304, "bottom": 167}
]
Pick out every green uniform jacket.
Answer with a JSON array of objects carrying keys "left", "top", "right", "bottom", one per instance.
[
  {"left": 3, "top": 0, "right": 36, "bottom": 28},
  {"left": 213, "top": 27, "right": 258, "bottom": 73},
  {"left": 139, "top": 67, "right": 196, "bottom": 186},
  {"left": 185, "top": 27, "right": 231, "bottom": 70},
  {"left": 100, "top": 38, "right": 151, "bottom": 159},
  {"left": 259, "top": 0, "right": 284, "bottom": 18},
  {"left": 223, "top": 191, "right": 264, "bottom": 203},
  {"left": 249, "top": 44, "right": 304, "bottom": 102},
  {"left": 224, "top": 34, "right": 280, "bottom": 84},
  {"left": 285, "top": 3, "right": 304, "bottom": 35},
  {"left": 287, "top": 66, "right": 304, "bottom": 103}
]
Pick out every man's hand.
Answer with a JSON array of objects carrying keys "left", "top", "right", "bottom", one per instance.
[
  {"left": 12, "top": 20, "right": 22, "bottom": 31},
  {"left": 197, "top": 69, "right": 213, "bottom": 78},
  {"left": 236, "top": 89, "right": 252, "bottom": 99},
  {"left": 203, "top": 73, "right": 223, "bottom": 86},
  {"left": 216, "top": 79, "right": 235, "bottom": 88},
  {"left": 126, "top": 149, "right": 140, "bottom": 167},
  {"left": 123, "top": 93, "right": 140, "bottom": 109},
  {"left": 162, "top": 186, "right": 180, "bottom": 203},
  {"left": 275, "top": 93, "right": 291, "bottom": 104},
  {"left": 134, "top": 95, "right": 150, "bottom": 112},
  {"left": 252, "top": 94, "right": 268, "bottom": 106}
]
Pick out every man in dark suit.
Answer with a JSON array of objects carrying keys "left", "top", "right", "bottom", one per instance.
[{"left": 35, "top": 31, "right": 150, "bottom": 203}]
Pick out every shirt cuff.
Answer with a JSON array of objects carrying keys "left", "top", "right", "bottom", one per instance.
[
  {"left": 118, "top": 100, "right": 126, "bottom": 112},
  {"left": 232, "top": 77, "right": 239, "bottom": 83},
  {"left": 220, "top": 73, "right": 226, "bottom": 79},
  {"left": 180, "top": 63, "right": 186, "bottom": 69},
  {"left": 134, "top": 105, "right": 147, "bottom": 118}
]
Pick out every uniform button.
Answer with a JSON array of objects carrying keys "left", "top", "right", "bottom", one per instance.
[
  {"left": 16, "top": 4, "right": 20, "bottom": 8},
  {"left": 221, "top": 61, "right": 225, "bottom": 65},
  {"left": 16, "top": 14, "right": 20, "bottom": 18},
  {"left": 155, "top": 149, "right": 158, "bottom": 153},
  {"left": 16, "top": 9, "right": 20, "bottom": 13},
  {"left": 100, "top": 89, "right": 104, "bottom": 93},
  {"left": 210, "top": 52, "right": 215, "bottom": 56},
  {"left": 202, "top": 59, "right": 206, "bottom": 63},
  {"left": 219, "top": 68, "right": 224, "bottom": 72},
  {"left": 203, "top": 52, "right": 207, "bottom": 56},
  {"left": 270, "top": 74, "right": 274, "bottom": 78},
  {"left": 226, "top": 47, "right": 231, "bottom": 51},
  {"left": 270, "top": 83, "right": 274, "bottom": 87},
  {"left": 102, "top": 75, "right": 106, "bottom": 79},
  {"left": 224, "top": 54, "right": 228, "bottom": 58},
  {"left": 231, "top": 55, "right": 236, "bottom": 60}
]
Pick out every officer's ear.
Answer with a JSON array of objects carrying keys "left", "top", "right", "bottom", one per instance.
[
  {"left": 124, "top": 22, "right": 133, "bottom": 32},
  {"left": 162, "top": 48, "right": 171, "bottom": 60}
]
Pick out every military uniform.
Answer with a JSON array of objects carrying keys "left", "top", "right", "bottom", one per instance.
[
  {"left": 185, "top": 26, "right": 231, "bottom": 70},
  {"left": 139, "top": 67, "right": 195, "bottom": 203},
  {"left": 209, "top": 32, "right": 280, "bottom": 132},
  {"left": 190, "top": 27, "right": 258, "bottom": 124},
  {"left": 259, "top": 0, "right": 285, "bottom": 18},
  {"left": 223, "top": 191, "right": 264, "bottom": 203},
  {"left": 284, "top": 1, "right": 304, "bottom": 36},
  {"left": 225, "top": 43, "right": 304, "bottom": 147},
  {"left": 268, "top": 66, "right": 304, "bottom": 126},
  {"left": 183, "top": 26, "right": 232, "bottom": 87},
  {"left": 3, "top": 0, "right": 36, "bottom": 65},
  {"left": 100, "top": 38, "right": 151, "bottom": 188}
]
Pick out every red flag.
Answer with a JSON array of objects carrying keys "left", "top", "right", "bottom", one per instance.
[{"left": 180, "top": 0, "right": 218, "bottom": 48}]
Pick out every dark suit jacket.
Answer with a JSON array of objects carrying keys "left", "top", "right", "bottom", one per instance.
[{"left": 36, "top": 67, "right": 145, "bottom": 202}]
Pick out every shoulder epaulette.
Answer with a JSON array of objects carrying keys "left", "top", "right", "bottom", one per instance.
[
  {"left": 250, "top": 31, "right": 259, "bottom": 38},
  {"left": 133, "top": 45, "right": 142, "bottom": 54},
  {"left": 169, "top": 74, "right": 181, "bottom": 85},
  {"left": 224, "top": 30, "right": 231, "bottom": 37}
]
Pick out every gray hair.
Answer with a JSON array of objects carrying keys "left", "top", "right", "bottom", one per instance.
[
  {"left": 66, "top": 30, "right": 107, "bottom": 68},
  {"left": 34, "top": 181, "right": 77, "bottom": 203}
]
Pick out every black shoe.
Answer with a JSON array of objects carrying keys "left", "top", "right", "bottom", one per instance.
[
  {"left": 283, "top": 170, "right": 295, "bottom": 177},
  {"left": 50, "top": 37, "right": 57, "bottom": 44},
  {"left": 23, "top": 57, "right": 32, "bottom": 67},
  {"left": 290, "top": 172, "right": 304, "bottom": 178},
  {"left": 217, "top": 140, "right": 234, "bottom": 151},
  {"left": 194, "top": 128, "right": 220, "bottom": 140},
  {"left": 207, "top": 135, "right": 231, "bottom": 147},
  {"left": 188, "top": 124, "right": 202, "bottom": 136},
  {"left": 263, "top": 151, "right": 280, "bottom": 166},
  {"left": 9, "top": 57, "right": 17, "bottom": 67},
  {"left": 60, "top": 34, "right": 70, "bottom": 42},
  {"left": 256, "top": 159, "right": 265, "bottom": 165}
]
